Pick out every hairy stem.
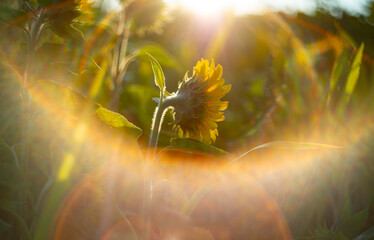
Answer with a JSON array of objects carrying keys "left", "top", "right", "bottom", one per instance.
[
  {"left": 142, "top": 104, "right": 164, "bottom": 240},
  {"left": 142, "top": 97, "right": 175, "bottom": 240},
  {"left": 148, "top": 105, "right": 165, "bottom": 150}
]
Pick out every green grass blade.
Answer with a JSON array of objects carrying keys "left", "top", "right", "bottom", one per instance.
[
  {"left": 89, "top": 60, "right": 109, "bottom": 99},
  {"left": 232, "top": 141, "right": 343, "bottom": 163},
  {"left": 328, "top": 51, "right": 349, "bottom": 103},
  {"left": 344, "top": 43, "right": 365, "bottom": 105},
  {"left": 180, "top": 185, "right": 215, "bottom": 216}
]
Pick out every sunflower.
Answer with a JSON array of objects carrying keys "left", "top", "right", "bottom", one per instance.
[
  {"left": 38, "top": 0, "right": 93, "bottom": 39},
  {"left": 126, "top": 0, "right": 170, "bottom": 35},
  {"left": 172, "top": 59, "right": 231, "bottom": 144}
]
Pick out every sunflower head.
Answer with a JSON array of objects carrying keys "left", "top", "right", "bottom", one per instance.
[
  {"left": 126, "top": 0, "right": 170, "bottom": 35},
  {"left": 40, "top": 0, "right": 93, "bottom": 38},
  {"left": 172, "top": 59, "right": 231, "bottom": 144}
]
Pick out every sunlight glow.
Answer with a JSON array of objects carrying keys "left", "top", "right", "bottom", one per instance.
[
  {"left": 57, "top": 153, "right": 75, "bottom": 181},
  {"left": 181, "top": 0, "right": 227, "bottom": 16},
  {"left": 164, "top": 0, "right": 232, "bottom": 17},
  {"left": 74, "top": 124, "right": 87, "bottom": 143},
  {"left": 164, "top": 0, "right": 371, "bottom": 16}
]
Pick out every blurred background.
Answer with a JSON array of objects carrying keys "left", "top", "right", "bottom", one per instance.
[{"left": 1, "top": 0, "right": 374, "bottom": 239}]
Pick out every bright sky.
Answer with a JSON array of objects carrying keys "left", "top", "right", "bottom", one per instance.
[
  {"left": 163, "top": 0, "right": 372, "bottom": 16},
  {"left": 96, "top": 0, "right": 372, "bottom": 17}
]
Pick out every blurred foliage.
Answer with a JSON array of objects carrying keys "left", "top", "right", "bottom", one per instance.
[{"left": 0, "top": 0, "right": 374, "bottom": 239}]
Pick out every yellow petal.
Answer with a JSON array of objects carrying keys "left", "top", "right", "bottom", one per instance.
[{"left": 210, "top": 64, "right": 223, "bottom": 82}]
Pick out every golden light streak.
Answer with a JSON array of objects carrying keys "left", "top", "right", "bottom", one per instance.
[{"left": 57, "top": 153, "right": 76, "bottom": 181}]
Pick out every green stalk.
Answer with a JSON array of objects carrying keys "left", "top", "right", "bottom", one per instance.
[
  {"left": 148, "top": 104, "right": 165, "bottom": 150},
  {"left": 20, "top": 9, "right": 46, "bottom": 238},
  {"left": 142, "top": 103, "right": 165, "bottom": 240},
  {"left": 142, "top": 96, "right": 176, "bottom": 240},
  {"left": 148, "top": 96, "right": 180, "bottom": 150},
  {"left": 110, "top": 10, "right": 130, "bottom": 109}
]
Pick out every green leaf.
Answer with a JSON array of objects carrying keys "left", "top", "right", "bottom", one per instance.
[
  {"left": 89, "top": 60, "right": 109, "bottom": 99},
  {"left": 336, "top": 24, "right": 357, "bottom": 49},
  {"left": 147, "top": 52, "right": 166, "bottom": 99},
  {"left": 96, "top": 107, "right": 142, "bottom": 138},
  {"left": 344, "top": 43, "right": 364, "bottom": 104},
  {"left": 32, "top": 180, "right": 72, "bottom": 240},
  {"left": 170, "top": 138, "right": 228, "bottom": 157},
  {"left": 330, "top": 51, "right": 349, "bottom": 94},
  {"left": 0, "top": 4, "right": 28, "bottom": 28},
  {"left": 232, "top": 141, "right": 343, "bottom": 163}
]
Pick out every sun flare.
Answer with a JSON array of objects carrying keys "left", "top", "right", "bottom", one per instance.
[{"left": 165, "top": 0, "right": 230, "bottom": 17}]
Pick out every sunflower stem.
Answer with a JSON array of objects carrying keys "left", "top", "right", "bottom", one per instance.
[
  {"left": 148, "top": 105, "right": 164, "bottom": 150},
  {"left": 142, "top": 103, "right": 164, "bottom": 240},
  {"left": 148, "top": 97, "right": 176, "bottom": 150},
  {"left": 142, "top": 96, "right": 178, "bottom": 240}
]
